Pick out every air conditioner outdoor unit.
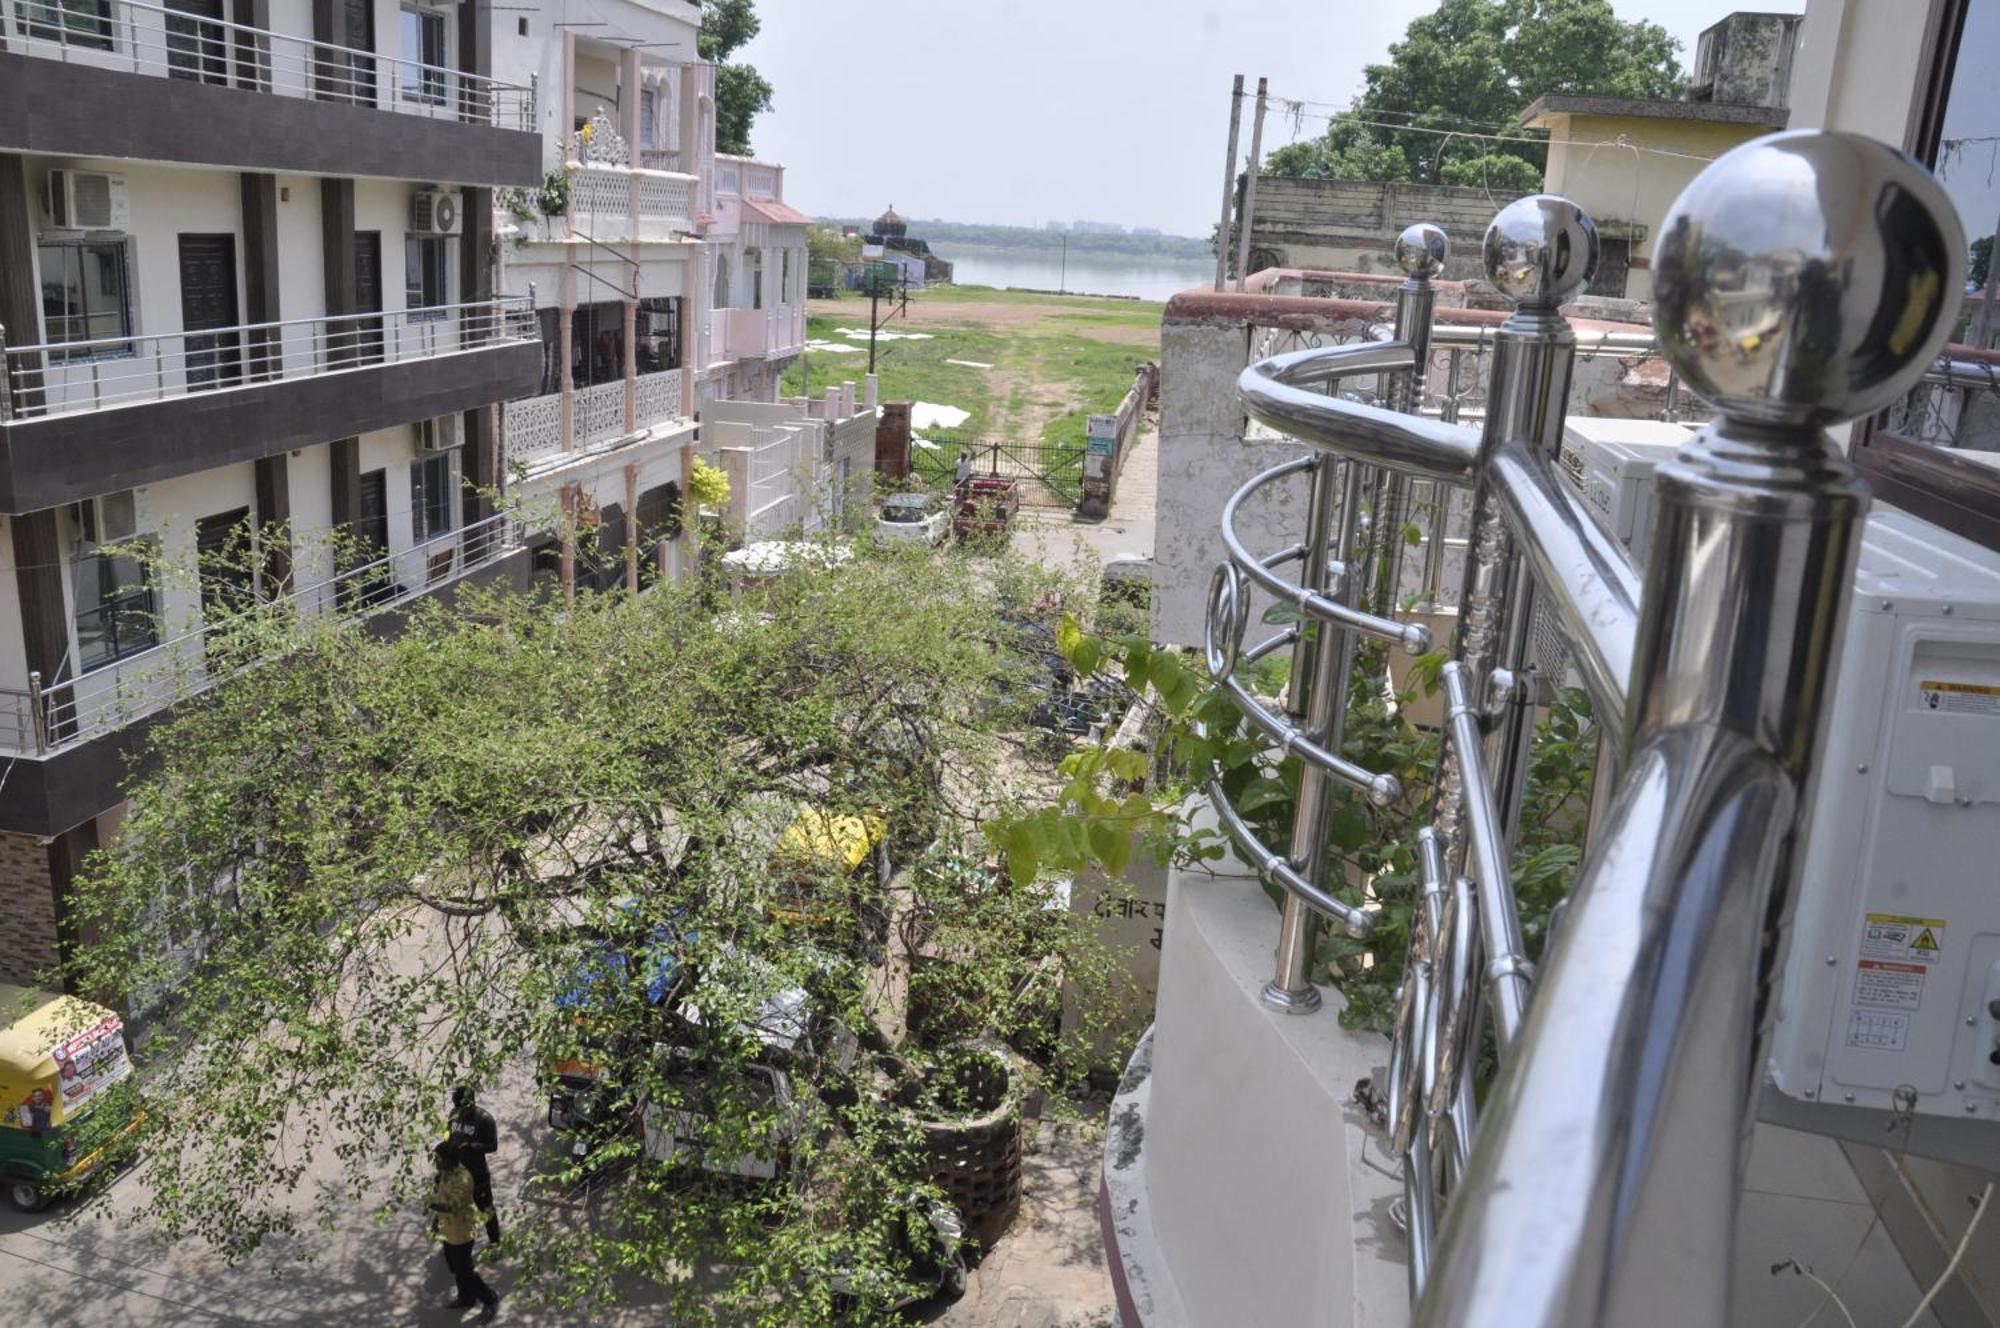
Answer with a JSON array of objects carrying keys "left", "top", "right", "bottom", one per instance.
[
  {"left": 419, "top": 414, "right": 464, "bottom": 452},
  {"left": 45, "top": 170, "right": 130, "bottom": 231},
  {"left": 410, "top": 189, "right": 463, "bottom": 237},
  {"left": 72, "top": 490, "right": 138, "bottom": 547}
]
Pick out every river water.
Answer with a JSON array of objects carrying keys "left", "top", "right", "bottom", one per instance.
[{"left": 929, "top": 244, "right": 1215, "bottom": 304}]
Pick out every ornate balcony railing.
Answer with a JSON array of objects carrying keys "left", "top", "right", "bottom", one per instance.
[
  {"left": 0, "top": 512, "right": 518, "bottom": 757},
  {"left": 1, "top": 0, "right": 534, "bottom": 129},
  {"left": 502, "top": 370, "right": 690, "bottom": 471},
  {"left": 0, "top": 297, "right": 536, "bottom": 422},
  {"left": 1201, "top": 131, "right": 1965, "bottom": 1325},
  {"left": 568, "top": 162, "right": 698, "bottom": 243}
]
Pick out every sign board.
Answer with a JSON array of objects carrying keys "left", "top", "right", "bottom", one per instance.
[
  {"left": 1084, "top": 453, "right": 1109, "bottom": 479},
  {"left": 1086, "top": 412, "right": 1119, "bottom": 440}
]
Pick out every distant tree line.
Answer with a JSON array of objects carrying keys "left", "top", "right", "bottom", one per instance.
[{"left": 817, "top": 218, "right": 1212, "bottom": 262}]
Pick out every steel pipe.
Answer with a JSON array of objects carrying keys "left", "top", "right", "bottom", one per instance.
[
  {"left": 1239, "top": 345, "right": 1482, "bottom": 482},
  {"left": 1219, "top": 456, "right": 1434, "bottom": 655},
  {"left": 1441, "top": 662, "right": 1530, "bottom": 1051},
  {"left": 1485, "top": 437, "right": 1638, "bottom": 737},
  {"left": 1206, "top": 777, "right": 1375, "bottom": 938}
]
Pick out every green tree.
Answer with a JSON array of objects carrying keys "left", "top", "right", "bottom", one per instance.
[
  {"left": 700, "top": 0, "right": 774, "bottom": 156},
  {"left": 1265, "top": 0, "right": 1684, "bottom": 185},
  {"left": 60, "top": 538, "right": 1124, "bottom": 1324},
  {"left": 1971, "top": 234, "right": 1993, "bottom": 290}
]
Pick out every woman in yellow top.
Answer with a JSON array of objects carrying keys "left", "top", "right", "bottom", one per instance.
[{"left": 428, "top": 1142, "right": 500, "bottom": 1319}]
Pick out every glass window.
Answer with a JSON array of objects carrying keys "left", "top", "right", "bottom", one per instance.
[
  {"left": 640, "top": 89, "right": 658, "bottom": 149},
  {"left": 399, "top": 6, "right": 446, "bottom": 103},
  {"left": 746, "top": 247, "right": 764, "bottom": 310},
  {"left": 411, "top": 452, "right": 456, "bottom": 542},
  {"left": 17, "top": 0, "right": 112, "bottom": 49},
  {"left": 405, "top": 235, "right": 451, "bottom": 315},
  {"left": 38, "top": 239, "right": 134, "bottom": 357},
  {"left": 73, "top": 540, "right": 159, "bottom": 672}
]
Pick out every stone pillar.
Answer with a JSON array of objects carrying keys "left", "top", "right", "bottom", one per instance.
[
  {"left": 254, "top": 454, "right": 292, "bottom": 595},
  {"left": 865, "top": 373, "right": 879, "bottom": 410},
  {"left": 0, "top": 832, "right": 61, "bottom": 986},
  {"left": 677, "top": 441, "right": 695, "bottom": 579},
  {"left": 0, "top": 156, "right": 45, "bottom": 418},
  {"left": 558, "top": 262, "right": 576, "bottom": 453},
  {"left": 624, "top": 298, "right": 638, "bottom": 435},
  {"left": 11, "top": 511, "right": 71, "bottom": 707},
  {"left": 560, "top": 483, "right": 577, "bottom": 599},
  {"left": 624, "top": 463, "right": 640, "bottom": 592}
]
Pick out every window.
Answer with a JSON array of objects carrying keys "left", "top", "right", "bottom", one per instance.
[
  {"left": 17, "top": 0, "right": 112, "bottom": 49},
  {"left": 780, "top": 249, "right": 793, "bottom": 305},
  {"left": 405, "top": 235, "right": 451, "bottom": 316},
  {"left": 746, "top": 247, "right": 764, "bottom": 310},
  {"left": 411, "top": 452, "right": 456, "bottom": 543},
  {"left": 399, "top": 6, "right": 446, "bottom": 104},
  {"left": 38, "top": 239, "right": 134, "bottom": 358},
  {"left": 640, "top": 88, "right": 658, "bottom": 149},
  {"left": 73, "top": 539, "right": 159, "bottom": 672},
  {"left": 638, "top": 297, "right": 682, "bottom": 373}
]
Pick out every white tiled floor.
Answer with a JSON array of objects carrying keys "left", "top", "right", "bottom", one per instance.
[{"left": 1733, "top": 1125, "right": 1945, "bottom": 1328}]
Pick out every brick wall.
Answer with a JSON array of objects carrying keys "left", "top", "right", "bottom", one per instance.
[{"left": 0, "top": 832, "right": 58, "bottom": 985}]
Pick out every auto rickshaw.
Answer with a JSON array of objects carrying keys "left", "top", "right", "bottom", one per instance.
[
  {"left": 766, "top": 810, "right": 893, "bottom": 960},
  {"left": 0, "top": 985, "right": 143, "bottom": 1212}
]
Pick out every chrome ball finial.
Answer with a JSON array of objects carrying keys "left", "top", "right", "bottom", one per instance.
[
  {"left": 1395, "top": 222, "right": 1449, "bottom": 281},
  {"left": 1652, "top": 130, "right": 1966, "bottom": 429},
  {"left": 1481, "top": 195, "right": 1599, "bottom": 307}
]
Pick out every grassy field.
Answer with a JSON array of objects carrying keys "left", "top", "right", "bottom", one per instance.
[{"left": 780, "top": 285, "right": 1162, "bottom": 451}]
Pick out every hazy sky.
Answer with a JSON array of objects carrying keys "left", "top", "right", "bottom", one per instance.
[{"left": 737, "top": 0, "right": 1806, "bottom": 236}]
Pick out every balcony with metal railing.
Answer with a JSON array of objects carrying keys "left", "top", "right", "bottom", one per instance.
[
  {"left": 1105, "top": 132, "right": 1992, "bottom": 1328},
  {"left": 0, "top": 298, "right": 541, "bottom": 511},
  {"left": 0, "top": 0, "right": 540, "bottom": 184},
  {"left": 0, "top": 511, "right": 519, "bottom": 761}
]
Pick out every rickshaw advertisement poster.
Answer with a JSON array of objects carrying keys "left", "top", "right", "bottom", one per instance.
[{"left": 48, "top": 1017, "right": 132, "bottom": 1111}]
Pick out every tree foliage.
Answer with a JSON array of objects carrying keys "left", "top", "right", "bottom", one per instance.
[
  {"left": 1264, "top": 0, "right": 1684, "bottom": 187},
  {"left": 63, "top": 538, "right": 1125, "bottom": 1323},
  {"left": 700, "top": 0, "right": 774, "bottom": 157}
]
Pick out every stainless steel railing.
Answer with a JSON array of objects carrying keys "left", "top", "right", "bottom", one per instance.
[
  {"left": 2, "top": 0, "right": 534, "bottom": 129},
  {"left": 0, "top": 297, "right": 536, "bottom": 421},
  {"left": 1202, "top": 130, "right": 1966, "bottom": 1326}
]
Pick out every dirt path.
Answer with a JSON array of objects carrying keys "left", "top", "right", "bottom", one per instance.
[{"left": 808, "top": 296, "right": 1161, "bottom": 347}]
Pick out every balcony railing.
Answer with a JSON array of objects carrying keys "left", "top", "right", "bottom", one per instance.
[
  {"left": 2, "top": 0, "right": 534, "bottom": 129},
  {"left": 0, "top": 512, "right": 517, "bottom": 757},
  {"left": 503, "top": 370, "right": 689, "bottom": 470},
  {"left": 567, "top": 163, "right": 698, "bottom": 243},
  {"left": 714, "top": 305, "right": 805, "bottom": 362},
  {"left": 1202, "top": 133, "right": 1964, "bottom": 1326},
  {"left": 0, "top": 297, "right": 536, "bottom": 421}
]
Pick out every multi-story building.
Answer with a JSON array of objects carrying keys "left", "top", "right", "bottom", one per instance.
[
  {"left": 0, "top": 0, "right": 547, "bottom": 982},
  {"left": 490, "top": 0, "right": 811, "bottom": 592}
]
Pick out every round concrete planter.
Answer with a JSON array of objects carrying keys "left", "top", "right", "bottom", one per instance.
[{"left": 894, "top": 1044, "right": 1025, "bottom": 1245}]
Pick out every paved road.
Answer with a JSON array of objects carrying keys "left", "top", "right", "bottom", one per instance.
[{"left": 1012, "top": 422, "right": 1158, "bottom": 575}]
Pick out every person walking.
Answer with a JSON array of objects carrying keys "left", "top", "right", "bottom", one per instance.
[
  {"left": 428, "top": 1142, "right": 500, "bottom": 1319},
  {"left": 449, "top": 1086, "right": 502, "bottom": 1246}
]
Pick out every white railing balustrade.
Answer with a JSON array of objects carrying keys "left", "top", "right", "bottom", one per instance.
[
  {"left": 0, "top": 512, "right": 517, "bottom": 757},
  {"left": 567, "top": 163, "right": 698, "bottom": 243},
  {"left": 0, "top": 298, "right": 536, "bottom": 421},
  {"left": 503, "top": 371, "right": 689, "bottom": 470},
  {"left": 1, "top": 0, "right": 534, "bottom": 129}
]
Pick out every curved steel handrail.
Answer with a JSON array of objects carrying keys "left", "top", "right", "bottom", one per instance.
[
  {"left": 1206, "top": 775, "right": 1375, "bottom": 938},
  {"left": 1220, "top": 456, "right": 1436, "bottom": 656},
  {"left": 1240, "top": 344, "right": 1483, "bottom": 482}
]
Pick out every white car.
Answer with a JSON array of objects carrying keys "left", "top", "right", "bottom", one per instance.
[{"left": 874, "top": 493, "right": 950, "bottom": 547}]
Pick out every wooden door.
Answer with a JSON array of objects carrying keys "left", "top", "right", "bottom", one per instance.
[{"left": 178, "top": 234, "right": 241, "bottom": 390}]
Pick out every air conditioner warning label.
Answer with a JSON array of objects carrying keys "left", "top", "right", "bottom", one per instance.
[
  {"left": 1918, "top": 679, "right": 2000, "bottom": 716},
  {"left": 1853, "top": 960, "right": 1927, "bottom": 1011},
  {"left": 1859, "top": 913, "right": 1945, "bottom": 963},
  {"left": 1844, "top": 913, "right": 1946, "bottom": 1051}
]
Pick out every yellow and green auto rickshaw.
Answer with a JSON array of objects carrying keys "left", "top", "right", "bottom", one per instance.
[{"left": 0, "top": 985, "right": 143, "bottom": 1212}]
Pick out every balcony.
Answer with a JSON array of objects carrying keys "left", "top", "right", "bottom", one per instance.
[
  {"left": 503, "top": 371, "right": 691, "bottom": 473},
  {"left": 0, "top": 0, "right": 540, "bottom": 184},
  {"left": 714, "top": 305, "right": 806, "bottom": 364},
  {"left": 0, "top": 298, "right": 542, "bottom": 511},
  {"left": 0, "top": 512, "right": 520, "bottom": 762},
  {"left": 566, "top": 163, "right": 699, "bottom": 244}
]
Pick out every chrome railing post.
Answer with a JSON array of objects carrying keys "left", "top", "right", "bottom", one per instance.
[
  {"left": 1369, "top": 224, "right": 1447, "bottom": 619},
  {"left": 1432, "top": 197, "right": 1594, "bottom": 876},
  {"left": 1417, "top": 131, "right": 1964, "bottom": 1328}
]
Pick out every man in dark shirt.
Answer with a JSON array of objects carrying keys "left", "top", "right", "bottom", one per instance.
[{"left": 449, "top": 1086, "right": 502, "bottom": 1246}]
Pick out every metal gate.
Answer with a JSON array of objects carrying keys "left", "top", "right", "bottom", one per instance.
[{"left": 911, "top": 434, "right": 1086, "bottom": 506}]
